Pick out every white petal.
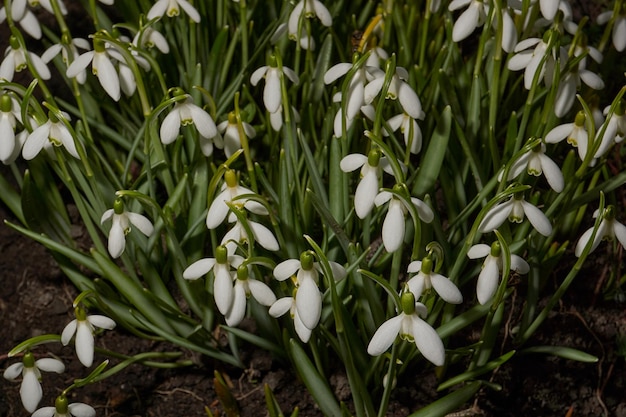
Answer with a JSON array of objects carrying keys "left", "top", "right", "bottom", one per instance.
[
  {"left": 274, "top": 259, "right": 301, "bottom": 281},
  {"left": 225, "top": 282, "right": 247, "bottom": 326},
  {"left": 296, "top": 276, "right": 321, "bottom": 330},
  {"left": 250, "top": 66, "right": 268, "bottom": 86},
  {"left": 412, "top": 317, "right": 445, "bottom": 366},
  {"left": 613, "top": 17, "right": 626, "bottom": 52},
  {"left": 147, "top": 0, "right": 168, "bottom": 20},
  {"left": 20, "top": 369, "right": 42, "bottom": 412},
  {"left": 312, "top": 0, "right": 332, "bottom": 26},
  {"left": 3, "top": 363, "right": 23, "bottom": 380},
  {"left": 126, "top": 212, "right": 154, "bottom": 236},
  {"left": 61, "top": 319, "right": 77, "bottom": 345},
  {"left": 206, "top": 189, "right": 231, "bottom": 229},
  {"left": 177, "top": 0, "right": 201, "bottom": 22},
  {"left": 248, "top": 279, "right": 276, "bottom": 306},
  {"left": 75, "top": 321, "right": 95, "bottom": 366},
  {"left": 479, "top": 200, "right": 513, "bottom": 233},
  {"left": 324, "top": 63, "right": 352, "bottom": 84},
  {"left": 214, "top": 266, "right": 234, "bottom": 314},
  {"left": 363, "top": 77, "right": 384, "bottom": 104},
  {"left": 327, "top": 261, "right": 347, "bottom": 281},
  {"left": 410, "top": 197, "right": 434, "bottom": 223},
  {"left": 538, "top": 154, "right": 564, "bottom": 192},
  {"left": 382, "top": 200, "right": 405, "bottom": 252},
  {"left": 452, "top": 4, "right": 480, "bottom": 42},
  {"left": 87, "top": 315, "right": 116, "bottom": 330},
  {"left": 367, "top": 315, "right": 403, "bottom": 356},
  {"left": 467, "top": 243, "right": 490, "bottom": 259},
  {"left": 448, "top": 0, "right": 471, "bottom": 11},
  {"left": 294, "top": 309, "right": 313, "bottom": 342},
  {"left": 545, "top": 123, "right": 573, "bottom": 143},
  {"left": 282, "top": 67, "right": 299, "bottom": 84},
  {"left": 354, "top": 170, "right": 378, "bottom": 218},
  {"left": 579, "top": 70, "right": 604, "bottom": 90},
  {"left": 510, "top": 254, "right": 530, "bottom": 274},
  {"left": 339, "top": 153, "right": 366, "bottom": 172},
  {"left": 269, "top": 297, "right": 293, "bottom": 317},
  {"left": 540, "top": 0, "right": 559, "bottom": 20},
  {"left": 190, "top": 105, "right": 217, "bottom": 138},
  {"left": 397, "top": 82, "right": 422, "bottom": 119},
  {"left": 160, "top": 109, "right": 181, "bottom": 144},
  {"left": 68, "top": 403, "right": 96, "bottom": 417},
  {"left": 507, "top": 50, "right": 533, "bottom": 71},
  {"left": 264, "top": 70, "right": 282, "bottom": 113},
  {"left": 554, "top": 75, "right": 576, "bottom": 117},
  {"left": 288, "top": 1, "right": 305, "bottom": 35},
  {"left": 407, "top": 275, "right": 425, "bottom": 299},
  {"left": 93, "top": 53, "right": 120, "bottom": 101},
  {"left": 501, "top": 10, "right": 517, "bottom": 53},
  {"left": 574, "top": 226, "right": 596, "bottom": 257},
  {"left": 477, "top": 257, "right": 499, "bottom": 304},
  {"left": 249, "top": 221, "right": 280, "bottom": 251},
  {"left": 108, "top": 221, "right": 125, "bottom": 258},
  {"left": 34, "top": 358, "right": 65, "bottom": 374},
  {"left": 374, "top": 191, "right": 392, "bottom": 207},
  {"left": 430, "top": 274, "right": 463, "bottom": 304},
  {"left": 22, "top": 124, "right": 50, "bottom": 160},
  {"left": 521, "top": 201, "right": 552, "bottom": 236},
  {"left": 0, "top": 117, "right": 15, "bottom": 161}
]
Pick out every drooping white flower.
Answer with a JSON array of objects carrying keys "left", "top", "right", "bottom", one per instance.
[
  {"left": 42, "top": 38, "right": 91, "bottom": 84},
  {"left": 340, "top": 150, "right": 395, "bottom": 219},
  {"left": 224, "top": 263, "right": 276, "bottom": 327},
  {"left": 479, "top": 192, "right": 552, "bottom": 236},
  {"left": 385, "top": 112, "right": 424, "bottom": 154},
  {"left": 554, "top": 45, "right": 604, "bottom": 117},
  {"left": 32, "top": 395, "right": 95, "bottom": 417},
  {"left": 133, "top": 27, "right": 170, "bottom": 54},
  {"left": 250, "top": 63, "right": 299, "bottom": 114},
  {"left": 100, "top": 198, "right": 154, "bottom": 259},
  {"left": 594, "top": 103, "right": 626, "bottom": 159},
  {"left": 545, "top": 111, "right": 589, "bottom": 161},
  {"left": 406, "top": 257, "right": 463, "bottom": 304},
  {"left": 448, "top": 0, "right": 488, "bottom": 43},
  {"left": 597, "top": 9, "right": 626, "bottom": 52},
  {"left": 364, "top": 66, "right": 423, "bottom": 120},
  {"left": 61, "top": 307, "right": 116, "bottom": 367},
  {"left": 221, "top": 211, "right": 279, "bottom": 253},
  {"left": 183, "top": 245, "right": 244, "bottom": 316},
  {"left": 159, "top": 92, "right": 218, "bottom": 154},
  {"left": 269, "top": 295, "right": 312, "bottom": 342},
  {"left": 147, "top": 0, "right": 200, "bottom": 23},
  {"left": 575, "top": 206, "right": 626, "bottom": 257},
  {"left": 0, "top": 4, "right": 42, "bottom": 39},
  {"left": 0, "top": 94, "right": 22, "bottom": 163},
  {"left": 273, "top": 251, "right": 346, "bottom": 335},
  {"left": 467, "top": 242, "right": 530, "bottom": 304},
  {"left": 368, "top": 291, "right": 445, "bottom": 366},
  {"left": 508, "top": 35, "right": 565, "bottom": 90},
  {"left": 500, "top": 141, "right": 564, "bottom": 192},
  {"left": 206, "top": 169, "right": 268, "bottom": 229},
  {"left": 287, "top": 0, "right": 332, "bottom": 49},
  {"left": 3, "top": 352, "right": 65, "bottom": 413},
  {"left": 216, "top": 113, "right": 255, "bottom": 158},
  {"left": 0, "top": 37, "right": 51, "bottom": 82},
  {"left": 66, "top": 38, "right": 121, "bottom": 101},
  {"left": 374, "top": 187, "right": 434, "bottom": 253},
  {"left": 22, "top": 111, "right": 80, "bottom": 160}
]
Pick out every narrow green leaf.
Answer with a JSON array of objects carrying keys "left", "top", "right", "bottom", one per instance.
[
  {"left": 412, "top": 106, "right": 451, "bottom": 197},
  {"left": 521, "top": 346, "right": 599, "bottom": 363},
  {"left": 408, "top": 382, "right": 481, "bottom": 417},
  {"left": 438, "top": 350, "right": 515, "bottom": 391}
]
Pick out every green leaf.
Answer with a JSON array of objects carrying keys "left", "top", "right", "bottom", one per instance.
[
  {"left": 408, "top": 382, "right": 481, "bottom": 417},
  {"left": 521, "top": 346, "right": 599, "bottom": 363},
  {"left": 437, "top": 351, "right": 515, "bottom": 391},
  {"left": 412, "top": 106, "right": 451, "bottom": 197}
]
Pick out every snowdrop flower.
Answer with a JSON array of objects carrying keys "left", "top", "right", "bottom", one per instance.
[
  {"left": 479, "top": 192, "right": 552, "bottom": 236},
  {"left": 575, "top": 206, "right": 626, "bottom": 257},
  {"left": 507, "top": 33, "right": 564, "bottom": 90},
  {"left": 206, "top": 169, "right": 268, "bottom": 229},
  {"left": 288, "top": 0, "right": 332, "bottom": 48},
  {"left": 267, "top": 104, "right": 300, "bottom": 132},
  {"left": 594, "top": 103, "right": 626, "bottom": 159},
  {"left": 270, "top": 294, "right": 312, "bottom": 342},
  {"left": 217, "top": 113, "right": 255, "bottom": 158},
  {"left": 184, "top": 245, "right": 243, "bottom": 316},
  {"left": 250, "top": 61, "right": 299, "bottom": 114},
  {"left": 61, "top": 306, "right": 116, "bottom": 367},
  {"left": 597, "top": 8, "right": 626, "bottom": 52},
  {"left": 406, "top": 257, "right": 462, "bottom": 304},
  {"left": 100, "top": 198, "right": 154, "bottom": 258},
  {"left": 340, "top": 150, "right": 396, "bottom": 219},
  {"left": 221, "top": 210, "right": 279, "bottom": 253},
  {"left": 537, "top": 0, "right": 561, "bottom": 21},
  {"left": 448, "top": 0, "right": 487, "bottom": 43},
  {"left": 554, "top": 45, "right": 604, "bottom": 117},
  {"left": 42, "top": 38, "right": 91, "bottom": 84},
  {"left": 32, "top": 395, "right": 95, "bottom": 417},
  {"left": 0, "top": 5, "right": 42, "bottom": 39},
  {"left": 0, "top": 94, "right": 22, "bottom": 162},
  {"left": 367, "top": 291, "right": 445, "bottom": 366},
  {"left": 159, "top": 90, "right": 218, "bottom": 155},
  {"left": 147, "top": 0, "right": 200, "bottom": 23},
  {"left": 272, "top": 251, "right": 346, "bottom": 340},
  {"left": 467, "top": 241, "right": 530, "bottom": 304},
  {"left": 224, "top": 263, "right": 276, "bottom": 326},
  {"left": 22, "top": 111, "right": 79, "bottom": 160},
  {"left": 3, "top": 352, "right": 65, "bottom": 412},
  {"left": 374, "top": 185, "right": 434, "bottom": 253},
  {"left": 0, "top": 37, "right": 51, "bottom": 82},
  {"left": 499, "top": 141, "right": 564, "bottom": 192},
  {"left": 133, "top": 27, "right": 170, "bottom": 54},
  {"left": 385, "top": 112, "right": 425, "bottom": 154},
  {"left": 364, "top": 66, "right": 423, "bottom": 120},
  {"left": 324, "top": 63, "right": 370, "bottom": 123},
  {"left": 66, "top": 38, "right": 121, "bottom": 101},
  {"left": 545, "top": 111, "right": 589, "bottom": 161}
]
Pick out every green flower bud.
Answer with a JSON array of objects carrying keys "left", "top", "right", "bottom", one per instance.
[
  {"left": 224, "top": 169, "right": 237, "bottom": 188},
  {"left": 400, "top": 291, "right": 416, "bottom": 315},
  {"left": 0, "top": 95, "right": 12, "bottom": 113},
  {"left": 22, "top": 351, "right": 35, "bottom": 368},
  {"left": 489, "top": 241, "right": 501, "bottom": 257},
  {"left": 367, "top": 148, "right": 381, "bottom": 167},
  {"left": 420, "top": 256, "right": 433, "bottom": 275},
  {"left": 55, "top": 395, "right": 69, "bottom": 415},
  {"left": 237, "top": 264, "right": 249, "bottom": 281},
  {"left": 215, "top": 245, "right": 228, "bottom": 264},
  {"left": 300, "top": 251, "right": 315, "bottom": 271},
  {"left": 113, "top": 198, "right": 125, "bottom": 215}
]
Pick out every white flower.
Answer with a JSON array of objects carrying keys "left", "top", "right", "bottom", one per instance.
[
  {"left": 0, "top": 4, "right": 42, "bottom": 39},
  {"left": 267, "top": 104, "right": 300, "bottom": 132},
  {"left": 500, "top": 141, "right": 564, "bottom": 192},
  {"left": 61, "top": 307, "right": 116, "bottom": 367},
  {"left": 183, "top": 245, "right": 243, "bottom": 316},
  {"left": 0, "top": 94, "right": 22, "bottom": 162},
  {"left": 545, "top": 111, "right": 589, "bottom": 161},
  {"left": 133, "top": 27, "right": 170, "bottom": 54},
  {"left": 22, "top": 111, "right": 80, "bottom": 160},
  {"left": 272, "top": 252, "right": 346, "bottom": 341},
  {"left": 250, "top": 63, "right": 299, "bottom": 114},
  {"left": 367, "top": 291, "right": 445, "bottom": 366},
  {"left": 42, "top": 38, "right": 91, "bottom": 84},
  {"left": 100, "top": 198, "right": 154, "bottom": 258},
  {"left": 216, "top": 113, "right": 255, "bottom": 158},
  {"left": 221, "top": 212, "right": 279, "bottom": 253},
  {"left": 385, "top": 112, "right": 424, "bottom": 154},
  {"left": 147, "top": 0, "right": 200, "bottom": 23},
  {"left": 538, "top": 0, "right": 560, "bottom": 21},
  {"left": 288, "top": 0, "right": 332, "bottom": 48},
  {"left": 406, "top": 258, "right": 462, "bottom": 304},
  {"left": 0, "top": 38, "right": 51, "bottom": 82},
  {"left": 575, "top": 206, "right": 626, "bottom": 257},
  {"left": 508, "top": 36, "right": 564, "bottom": 90},
  {"left": 66, "top": 39, "right": 120, "bottom": 101},
  {"left": 340, "top": 150, "right": 395, "bottom": 219},
  {"left": 448, "top": 0, "right": 487, "bottom": 43},
  {"left": 159, "top": 94, "right": 218, "bottom": 154},
  {"left": 3, "top": 352, "right": 65, "bottom": 412},
  {"left": 223, "top": 263, "right": 276, "bottom": 327},
  {"left": 206, "top": 169, "right": 268, "bottom": 229},
  {"left": 374, "top": 189, "right": 434, "bottom": 253},
  {"left": 467, "top": 242, "right": 530, "bottom": 304},
  {"left": 32, "top": 395, "right": 95, "bottom": 417},
  {"left": 594, "top": 104, "right": 626, "bottom": 159},
  {"left": 479, "top": 193, "right": 552, "bottom": 236},
  {"left": 364, "top": 66, "right": 423, "bottom": 120},
  {"left": 597, "top": 10, "right": 626, "bottom": 52}
]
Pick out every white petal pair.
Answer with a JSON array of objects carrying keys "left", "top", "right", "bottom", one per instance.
[
  {"left": 61, "top": 315, "right": 116, "bottom": 367},
  {"left": 479, "top": 195, "right": 552, "bottom": 236}
]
